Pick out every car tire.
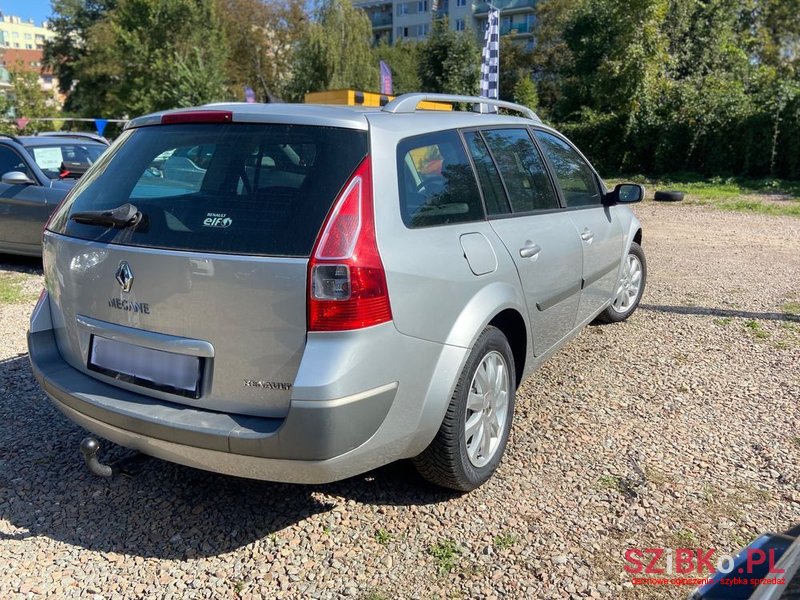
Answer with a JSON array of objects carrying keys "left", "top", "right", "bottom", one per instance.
[
  {"left": 595, "top": 242, "right": 647, "bottom": 324},
  {"left": 413, "top": 326, "right": 516, "bottom": 492},
  {"left": 654, "top": 190, "right": 684, "bottom": 202}
]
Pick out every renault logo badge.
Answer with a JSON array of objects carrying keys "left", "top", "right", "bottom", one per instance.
[{"left": 115, "top": 261, "right": 134, "bottom": 293}]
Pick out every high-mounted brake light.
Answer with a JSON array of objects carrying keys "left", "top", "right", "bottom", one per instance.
[
  {"left": 308, "top": 157, "right": 392, "bottom": 331},
  {"left": 161, "top": 110, "right": 233, "bottom": 125}
]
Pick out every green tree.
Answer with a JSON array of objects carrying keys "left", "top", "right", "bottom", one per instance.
[
  {"left": 374, "top": 39, "right": 420, "bottom": 94},
  {"left": 529, "top": 0, "right": 577, "bottom": 115},
  {"left": 289, "top": 0, "right": 376, "bottom": 100},
  {"left": 512, "top": 76, "right": 538, "bottom": 111},
  {"left": 216, "top": 0, "right": 306, "bottom": 101},
  {"left": 498, "top": 37, "right": 535, "bottom": 103},
  {"left": 417, "top": 17, "right": 480, "bottom": 95},
  {"left": 10, "top": 71, "right": 59, "bottom": 128},
  {"left": 66, "top": 0, "right": 229, "bottom": 117},
  {"left": 739, "top": 0, "right": 800, "bottom": 76},
  {"left": 44, "top": 0, "right": 117, "bottom": 114}
]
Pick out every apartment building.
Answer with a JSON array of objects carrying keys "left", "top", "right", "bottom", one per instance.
[
  {"left": 0, "top": 14, "right": 60, "bottom": 100},
  {"left": 354, "top": 0, "right": 536, "bottom": 47}
]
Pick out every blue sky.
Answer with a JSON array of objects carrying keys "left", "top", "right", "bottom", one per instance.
[{"left": 1, "top": 0, "right": 53, "bottom": 25}]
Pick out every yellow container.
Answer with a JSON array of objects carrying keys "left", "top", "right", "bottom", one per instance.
[{"left": 304, "top": 89, "right": 452, "bottom": 111}]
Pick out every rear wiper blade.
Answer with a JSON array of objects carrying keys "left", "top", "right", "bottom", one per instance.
[{"left": 70, "top": 203, "right": 142, "bottom": 229}]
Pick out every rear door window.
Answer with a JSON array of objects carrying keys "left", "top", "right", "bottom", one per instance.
[
  {"left": 481, "top": 129, "right": 559, "bottom": 213},
  {"left": 397, "top": 130, "right": 485, "bottom": 228},
  {"left": 463, "top": 131, "right": 511, "bottom": 216},
  {"left": 48, "top": 124, "right": 368, "bottom": 257},
  {"left": 533, "top": 131, "right": 601, "bottom": 207}
]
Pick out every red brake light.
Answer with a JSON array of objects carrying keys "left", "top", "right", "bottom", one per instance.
[
  {"left": 308, "top": 157, "right": 392, "bottom": 331},
  {"left": 160, "top": 111, "right": 233, "bottom": 125}
]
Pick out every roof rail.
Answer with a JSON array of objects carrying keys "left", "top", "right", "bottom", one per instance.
[
  {"left": 0, "top": 133, "right": 21, "bottom": 144},
  {"left": 382, "top": 93, "right": 542, "bottom": 123}
]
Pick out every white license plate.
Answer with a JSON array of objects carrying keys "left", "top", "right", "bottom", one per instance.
[{"left": 88, "top": 335, "right": 202, "bottom": 398}]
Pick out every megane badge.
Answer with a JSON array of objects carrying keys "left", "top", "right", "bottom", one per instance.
[{"left": 115, "top": 261, "right": 134, "bottom": 293}]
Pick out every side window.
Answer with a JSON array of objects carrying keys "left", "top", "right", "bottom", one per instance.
[
  {"left": 534, "top": 131, "right": 601, "bottom": 207},
  {"left": 0, "top": 146, "right": 30, "bottom": 178},
  {"left": 397, "top": 130, "right": 484, "bottom": 228},
  {"left": 463, "top": 131, "right": 510, "bottom": 216},
  {"left": 481, "top": 129, "right": 559, "bottom": 213}
]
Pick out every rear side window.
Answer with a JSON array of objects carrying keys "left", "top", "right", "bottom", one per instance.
[
  {"left": 48, "top": 124, "right": 368, "bottom": 256},
  {"left": 463, "top": 131, "right": 510, "bottom": 216},
  {"left": 533, "top": 131, "right": 601, "bottom": 207},
  {"left": 481, "top": 129, "right": 559, "bottom": 213},
  {"left": 397, "top": 130, "right": 484, "bottom": 228}
]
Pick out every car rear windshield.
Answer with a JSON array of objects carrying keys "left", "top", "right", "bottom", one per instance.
[
  {"left": 26, "top": 143, "right": 106, "bottom": 179},
  {"left": 47, "top": 123, "right": 369, "bottom": 257}
]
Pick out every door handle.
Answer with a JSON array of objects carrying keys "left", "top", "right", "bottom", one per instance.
[
  {"left": 581, "top": 228, "right": 594, "bottom": 242},
  {"left": 519, "top": 242, "right": 542, "bottom": 259}
]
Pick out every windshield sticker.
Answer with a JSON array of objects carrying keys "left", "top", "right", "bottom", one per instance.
[
  {"left": 32, "top": 147, "right": 64, "bottom": 171},
  {"left": 203, "top": 213, "right": 232, "bottom": 228}
]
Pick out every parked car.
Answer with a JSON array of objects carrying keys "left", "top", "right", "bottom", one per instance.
[
  {"left": 690, "top": 525, "right": 800, "bottom": 599},
  {"left": 0, "top": 133, "right": 109, "bottom": 256},
  {"left": 28, "top": 94, "right": 646, "bottom": 491}
]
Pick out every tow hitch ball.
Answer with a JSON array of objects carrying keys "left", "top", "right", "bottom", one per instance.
[{"left": 79, "top": 437, "right": 149, "bottom": 478}]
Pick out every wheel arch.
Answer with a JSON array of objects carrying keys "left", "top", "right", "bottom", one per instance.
[{"left": 487, "top": 308, "right": 526, "bottom": 389}]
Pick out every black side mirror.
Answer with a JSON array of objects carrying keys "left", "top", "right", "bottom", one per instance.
[{"left": 604, "top": 183, "right": 645, "bottom": 205}]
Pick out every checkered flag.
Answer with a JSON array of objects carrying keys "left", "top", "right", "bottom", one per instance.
[{"left": 480, "top": 9, "right": 500, "bottom": 107}]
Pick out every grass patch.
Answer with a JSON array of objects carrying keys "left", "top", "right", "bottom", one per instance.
[
  {"left": 714, "top": 317, "right": 733, "bottom": 326},
  {"left": 670, "top": 528, "right": 698, "bottom": 547},
  {"left": 596, "top": 473, "right": 640, "bottom": 496},
  {"left": 374, "top": 528, "right": 392, "bottom": 545},
  {"left": 362, "top": 592, "right": 388, "bottom": 600},
  {"left": 744, "top": 320, "right": 770, "bottom": 339},
  {"left": 781, "top": 301, "right": 800, "bottom": 315},
  {"left": 0, "top": 275, "right": 35, "bottom": 304},
  {"left": 597, "top": 474, "right": 623, "bottom": 490},
  {"left": 493, "top": 532, "right": 519, "bottom": 549},
  {"left": 792, "top": 437, "right": 800, "bottom": 448},
  {"left": 645, "top": 468, "right": 672, "bottom": 486},
  {"left": 608, "top": 173, "right": 800, "bottom": 217},
  {"left": 429, "top": 539, "right": 461, "bottom": 574}
]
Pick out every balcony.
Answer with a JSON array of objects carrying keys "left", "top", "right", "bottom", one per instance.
[
  {"left": 473, "top": 0, "right": 536, "bottom": 14},
  {"left": 500, "top": 21, "right": 532, "bottom": 35},
  {"left": 371, "top": 12, "right": 393, "bottom": 27}
]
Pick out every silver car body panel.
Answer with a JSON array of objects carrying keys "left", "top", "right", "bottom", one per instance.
[
  {"left": 29, "top": 102, "right": 643, "bottom": 483},
  {"left": 43, "top": 233, "right": 307, "bottom": 418}
]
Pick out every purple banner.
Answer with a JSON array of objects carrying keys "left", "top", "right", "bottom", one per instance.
[{"left": 380, "top": 61, "right": 393, "bottom": 96}]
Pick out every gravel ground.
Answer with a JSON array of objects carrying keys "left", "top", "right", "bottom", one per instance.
[{"left": 1, "top": 201, "right": 798, "bottom": 600}]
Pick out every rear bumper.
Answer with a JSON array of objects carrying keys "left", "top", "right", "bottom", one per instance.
[
  {"left": 28, "top": 295, "right": 469, "bottom": 484},
  {"left": 29, "top": 327, "right": 399, "bottom": 482}
]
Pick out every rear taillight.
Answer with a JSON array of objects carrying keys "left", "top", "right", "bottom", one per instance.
[{"left": 308, "top": 157, "right": 392, "bottom": 331}]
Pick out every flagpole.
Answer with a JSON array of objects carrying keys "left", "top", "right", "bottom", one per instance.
[{"left": 479, "top": 1, "right": 500, "bottom": 111}]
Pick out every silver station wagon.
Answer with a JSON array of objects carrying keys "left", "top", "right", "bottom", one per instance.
[{"left": 28, "top": 94, "right": 646, "bottom": 491}]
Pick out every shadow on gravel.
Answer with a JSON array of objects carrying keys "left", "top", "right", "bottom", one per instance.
[
  {"left": 0, "top": 355, "right": 456, "bottom": 560},
  {"left": 640, "top": 303, "right": 800, "bottom": 323},
  {"left": 0, "top": 253, "right": 43, "bottom": 275}
]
